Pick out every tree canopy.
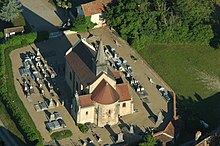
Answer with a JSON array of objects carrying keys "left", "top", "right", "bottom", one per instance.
[
  {"left": 139, "top": 135, "right": 157, "bottom": 146},
  {"left": 106, "top": 0, "right": 215, "bottom": 50},
  {"left": 0, "top": 0, "right": 22, "bottom": 22}
]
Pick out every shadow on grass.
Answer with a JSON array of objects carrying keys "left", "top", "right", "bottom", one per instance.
[
  {"left": 0, "top": 126, "right": 27, "bottom": 146},
  {"left": 175, "top": 91, "right": 220, "bottom": 144}
]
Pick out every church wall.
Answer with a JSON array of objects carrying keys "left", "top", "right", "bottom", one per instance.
[
  {"left": 78, "top": 106, "right": 95, "bottom": 124},
  {"left": 65, "top": 62, "right": 74, "bottom": 94},
  {"left": 89, "top": 73, "right": 116, "bottom": 93},
  {"left": 95, "top": 102, "right": 119, "bottom": 127},
  {"left": 65, "top": 61, "right": 82, "bottom": 95},
  {"left": 119, "top": 100, "right": 133, "bottom": 116}
]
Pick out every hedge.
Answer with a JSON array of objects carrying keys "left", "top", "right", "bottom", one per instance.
[
  {"left": 0, "top": 33, "right": 43, "bottom": 146},
  {"left": 51, "top": 130, "right": 72, "bottom": 140}
]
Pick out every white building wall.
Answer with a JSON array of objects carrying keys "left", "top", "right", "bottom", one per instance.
[
  {"left": 78, "top": 106, "right": 95, "bottom": 124},
  {"left": 95, "top": 102, "right": 119, "bottom": 127},
  {"left": 119, "top": 100, "right": 133, "bottom": 116},
  {"left": 91, "top": 13, "right": 104, "bottom": 25}
]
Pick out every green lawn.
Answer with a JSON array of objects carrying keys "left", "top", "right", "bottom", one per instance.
[
  {"left": 139, "top": 44, "right": 220, "bottom": 99},
  {"left": 139, "top": 44, "right": 220, "bottom": 142}
]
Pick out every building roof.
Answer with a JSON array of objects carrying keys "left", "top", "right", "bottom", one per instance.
[
  {"left": 81, "top": 0, "right": 112, "bottom": 16},
  {"left": 91, "top": 79, "right": 119, "bottom": 104},
  {"left": 78, "top": 94, "right": 94, "bottom": 107},
  {"left": 4, "top": 26, "right": 24, "bottom": 34},
  {"left": 72, "top": 40, "right": 96, "bottom": 71},
  {"left": 96, "top": 40, "right": 108, "bottom": 75},
  {"left": 116, "top": 83, "right": 132, "bottom": 102},
  {"left": 65, "top": 40, "right": 97, "bottom": 86},
  {"left": 153, "top": 121, "right": 175, "bottom": 144},
  {"left": 65, "top": 51, "right": 96, "bottom": 86}
]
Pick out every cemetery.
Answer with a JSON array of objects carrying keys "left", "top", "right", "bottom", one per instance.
[{"left": 8, "top": 27, "right": 176, "bottom": 145}]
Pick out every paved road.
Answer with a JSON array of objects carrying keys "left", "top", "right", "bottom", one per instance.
[{"left": 0, "top": 120, "right": 19, "bottom": 146}]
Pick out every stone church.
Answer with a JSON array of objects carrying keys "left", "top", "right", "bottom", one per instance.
[{"left": 65, "top": 38, "right": 134, "bottom": 127}]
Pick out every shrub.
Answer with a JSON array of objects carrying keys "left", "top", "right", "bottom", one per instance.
[
  {"left": 12, "top": 13, "right": 26, "bottom": 27},
  {"left": 0, "top": 32, "right": 3, "bottom": 40},
  {"left": 71, "top": 16, "right": 96, "bottom": 32},
  {"left": 51, "top": 130, "right": 72, "bottom": 140},
  {"left": 77, "top": 123, "right": 89, "bottom": 133}
]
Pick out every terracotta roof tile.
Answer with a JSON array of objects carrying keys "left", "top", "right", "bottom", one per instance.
[
  {"left": 65, "top": 51, "right": 96, "bottom": 86},
  {"left": 116, "top": 83, "right": 132, "bottom": 102},
  {"left": 153, "top": 121, "right": 175, "bottom": 144},
  {"left": 164, "top": 121, "right": 175, "bottom": 137},
  {"left": 79, "top": 94, "right": 94, "bottom": 107},
  {"left": 81, "top": 0, "right": 112, "bottom": 16},
  {"left": 91, "top": 79, "right": 119, "bottom": 104}
]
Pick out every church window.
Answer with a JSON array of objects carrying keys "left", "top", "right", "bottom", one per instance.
[
  {"left": 86, "top": 111, "right": 88, "bottom": 115},
  {"left": 122, "top": 103, "right": 126, "bottom": 107},
  {"left": 108, "top": 110, "right": 111, "bottom": 115}
]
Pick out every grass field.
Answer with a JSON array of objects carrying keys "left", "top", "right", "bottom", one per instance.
[
  {"left": 139, "top": 44, "right": 220, "bottom": 99},
  {"left": 139, "top": 44, "right": 220, "bottom": 142}
]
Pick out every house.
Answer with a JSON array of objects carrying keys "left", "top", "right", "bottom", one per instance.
[
  {"left": 65, "top": 39, "right": 134, "bottom": 127},
  {"left": 76, "top": 0, "right": 112, "bottom": 26},
  {"left": 153, "top": 121, "right": 175, "bottom": 146},
  {"left": 3, "top": 26, "right": 24, "bottom": 40}
]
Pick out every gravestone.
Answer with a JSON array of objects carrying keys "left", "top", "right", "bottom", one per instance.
[
  {"left": 48, "top": 98, "right": 55, "bottom": 108},
  {"left": 61, "top": 100, "right": 64, "bottom": 106},
  {"left": 49, "top": 113, "right": 55, "bottom": 121},
  {"left": 129, "top": 124, "right": 134, "bottom": 134},
  {"left": 56, "top": 101, "right": 59, "bottom": 107},
  {"left": 116, "top": 132, "right": 124, "bottom": 143},
  {"left": 36, "top": 48, "right": 40, "bottom": 56}
]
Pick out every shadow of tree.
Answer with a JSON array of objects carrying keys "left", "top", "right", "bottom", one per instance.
[
  {"left": 0, "top": 126, "right": 27, "bottom": 146},
  {"left": 175, "top": 92, "right": 220, "bottom": 144}
]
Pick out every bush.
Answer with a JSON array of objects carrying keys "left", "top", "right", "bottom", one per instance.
[
  {"left": 77, "top": 123, "right": 89, "bottom": 133},
  {"left": 71, "top": 16, "right": 96, "bottom": 32},
  {"left": 12, "top": 13, "right": 26, "bottom": 27},
  {"left": 0, "top": 32, "right": 3, "bottom": 40},
  {"left": 51, "top": 130, "right": 72, "bottom": 140},
  {"left": 0, "top": 33, "right": 43, "bottom": 146}
]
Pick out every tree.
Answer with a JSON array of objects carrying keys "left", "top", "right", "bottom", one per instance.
[
  {"left": 57, "top": 0, "right": 72, "bottom": 10},
  {"left": 0, "top": 0, "right": 22, "bottom": 22},
  {"left": 139, "top": 135, "right": 157, "bottom": 146},
  {"left": 105, "top": 0, "right": 215, "bottom": 49}
]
